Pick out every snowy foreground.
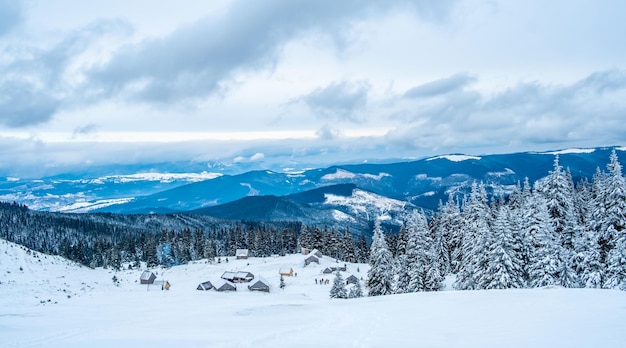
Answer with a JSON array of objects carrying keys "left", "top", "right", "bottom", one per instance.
[{"left": 2, "top": 239, "right": 626, "bottom": 348}]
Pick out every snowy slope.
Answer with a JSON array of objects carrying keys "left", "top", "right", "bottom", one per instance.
[{"left": 2, "top": 239, "right": 626, "bottom": 347}]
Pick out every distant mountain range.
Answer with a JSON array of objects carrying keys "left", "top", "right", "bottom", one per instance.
[{"left": 1, "top": 146, "right": 624, "bottom": 232}]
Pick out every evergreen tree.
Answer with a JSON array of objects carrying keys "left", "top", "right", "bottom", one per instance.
[
  {"left": 367, "top": 220, "right": 395, "bottom": 296},
  {"left": 601, "top": 151, "right": 626, "bottom": 288},
  {"left": 203, "top": 238, "right": 216, "bottom": 262},
  {"left": 330, "top": 272, "right": 348, "bottom": 299},
  {"left": 539, "top": 155, "right": 578, "bottom": 251},
  {"left": 348, "top": 279, "right": 364, "bottom": 298},
  {"left": 342, "top": 229, "right": 356, "bottom": 263},
  {"left": 526, "top": 195, "right": 559, "bottom": 287},
  {"left": 483, "top": 205, "right": 525, "bottom": 289},
  {"left": 404, "top": 210, "right": 431, "bottom": 292},
  {"left": 355, "top": 234, "right": 369, "bottom": 263},
  {"left": 454, "top": 182, "right": 491, "bottom": 290}
]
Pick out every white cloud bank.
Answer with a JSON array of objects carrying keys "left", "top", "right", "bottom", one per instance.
[{"left": 0, "top": 0, "right": 625, "bottom": 177}]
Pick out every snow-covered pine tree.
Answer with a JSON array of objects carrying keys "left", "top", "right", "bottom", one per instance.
[
  {"left": 404, "top": 210, "right": 432, "bottom": 292},
  {"left": 348, "top": 279, "right": 364, "bottom": 298},
  {"left": 394, "top": 223, "right": 410, "bottom": 294},
  {"left": 330, "top": 272, "right": 348, "bottom": 299},
  {"left": 203, "top": 238, "right": 216, "bottom": 263},
  {"left": 576, "top": 225, "right": 604, "bottom": 288},
  {"left": 367, "top": 220, "right": 395, "bottom": 296},
  {"left": 482, "top": 205, "right": 525, "bottom": 289},
  {"left": 601, "top": 151, "right": 626, "bottom": 288},
  {"left": 454, "top": 182, "right": 491, "bottom": 290},
  {"left": 437, "top": 194, "right": 464, "bottom": 274},
  {"left": 605, "top": 225, "right": 626, "bottom": 290},
  {"left": 526, "top": 194, "right": 560, "bottom": 287},
  {"left": 431, "top": 198, "right": 455, "bottom": 275},
  {"left": 539, "top": 155, "right": 579, "bottom": 251},
  {"left": 342, "top": 229, "right": 356, "bottom": 263}
]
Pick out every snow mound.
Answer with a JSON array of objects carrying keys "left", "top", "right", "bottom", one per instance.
[
  {"left": 540, "top": 148, "right": 596, "bottom": 155},
  {"left": 427, "top": 154, "right": 481, "bottom": 162},
  {"left": 322, "top": 169, "right": 391, "bottom": 181}
]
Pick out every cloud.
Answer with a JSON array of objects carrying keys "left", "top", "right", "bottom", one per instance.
[
  {"left": 403, "top": 73, "right": 476, "bottom": 99},
  {"left": 72, "top": 123, "right": 99, "bottom": 139},
  {"left": 0, "top": 0, "right": 22, "bottom": 36},
  {"left": 86, "top": 0, "right": 456, "bottom": 103},
  {"left": 0, "top": 81, "right": 59, "bottom": 127},
  {"left": 302, "top": 80, "right": 370, "bottom": 122},
  {"left": 0, "top": 19, "right": 131, "bottom": 127},
  {"left": 387, "top": 69, "right": 626, "bottom": 152},
  {"left": 316, "top": 124, "right": 344, "bottom": 140}
]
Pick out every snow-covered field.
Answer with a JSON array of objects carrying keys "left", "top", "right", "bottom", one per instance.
[{"left": 2, "top": 239, "right": 626, "bottom": 348}]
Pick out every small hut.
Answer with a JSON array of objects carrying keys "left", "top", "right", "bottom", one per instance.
[
  {"left": 301, "top": 247, "right": 311, "bottom": 255},
  {"left": 197, "top": 281, "right": 214, "bottom": 291},
  {"left": 236, "top": 249, "right": 249, "bottom": 259},
  {"left": 214, "top": 279, "right": 237, "bottom": 292},
  {"left": 140, "top": 271, "right": 157, "bottom": 284},
  {"left": 346, "top": 274, "right": 359, "bottom": 285},
  {"left": 322, "top": 264, "right": 347, "bottom": 274},
  {"left": 279, "top": 267, "right": 294, "bottom": 277},
  {"left": 304, "top": 254, "right": 319, "bottom": 266},
  {"left": 248, "top": 276, "right": 270, "bottom": 293}
]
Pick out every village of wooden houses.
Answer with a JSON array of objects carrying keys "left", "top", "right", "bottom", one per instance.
[{"left": 135, "top": 247, "right": 365, "bottom": 296}]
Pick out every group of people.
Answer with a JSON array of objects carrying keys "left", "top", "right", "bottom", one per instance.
[{"left": 315, "top": 278, "right": 330, "bottom": 285}]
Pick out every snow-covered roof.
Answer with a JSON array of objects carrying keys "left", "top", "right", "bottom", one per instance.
[
  {"left": 140, "top": 270, "right": 155, "bottom": 280},
  {"left": 236, "top": 249, "right": 249, "bottom": 256},
  {"left": 235, "top": 271, "right": 254, "bottom": 279},
  {"left": 221, "top": 271, "right": 237, "bottom": 280},
  {"left": 250, "top": 276, "right": 270, "bottom": 287},
  {"left": 213, "top": 279, "right": 236, "bottom": 291}
]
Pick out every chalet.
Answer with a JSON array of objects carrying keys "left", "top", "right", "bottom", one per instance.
[
  {"left": 140, "top": 271, "right": 157, "bottom": 284},
  {"left": 221, "top": 271, "right": 255, "bottom": 283},
  {"left": 248, "top": 276, "right": 270, "bottom": 293},
  {"left": 197, "top": 281, "right": 214, "bottom": 291},
  {"left": 301, "top": 247, "right": 311, "bottom": 255},
  {"left": 279, "top": 267, "right": 294, "bottom": 277},
  {"left": 346, "top": 274, "right": 359, "bottom": 285},
  {"left": 322, "top": 264, "right": 347, "bottom": 274},
  {"left": 213, "top": 279, "right": 237, "bottom": 292},
  {"left": 236, "top": 249, "right": 249, "bottom": 259},
  {"left": 304, "top": 254, "right": 319, "bottom": 266}
]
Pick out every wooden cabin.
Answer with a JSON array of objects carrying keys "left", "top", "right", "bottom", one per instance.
[
  {"left": 279, "top": 267, "right": 294, "bottom": 277},
  {"left": 248, "top": 276, "right": 270, "bottom": 293},
  {"left": 197, "top": 281, "right": 214, "bottom": 291},
  {"left": 236, "top": 249, "right": 249, "bottom": 259},
  {"left": 140, "top": 271, "right": 157, "bottom": 284}
]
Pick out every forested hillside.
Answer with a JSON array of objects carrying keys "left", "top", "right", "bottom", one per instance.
[{"left": 368, "top": 150, "right": 626, "bottom": 293}]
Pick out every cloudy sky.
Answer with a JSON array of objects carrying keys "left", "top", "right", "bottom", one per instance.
[{"left": 1, "top": 0, "right": 625, "bottom": 177}]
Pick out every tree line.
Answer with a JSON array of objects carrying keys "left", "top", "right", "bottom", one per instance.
[{"left": 0, "top": 202, "right": 371, "bottom": 269}]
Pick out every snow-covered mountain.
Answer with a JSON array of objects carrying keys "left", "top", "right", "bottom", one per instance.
[
  {"left": 2, "top": 238, "right": 625, "bottom": 347},
  {"left": 1, "top": 146, "right": 624, "bottom": 228},
  {"left": 189, "top": 184, "right": 413, "bottom": 231}
]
